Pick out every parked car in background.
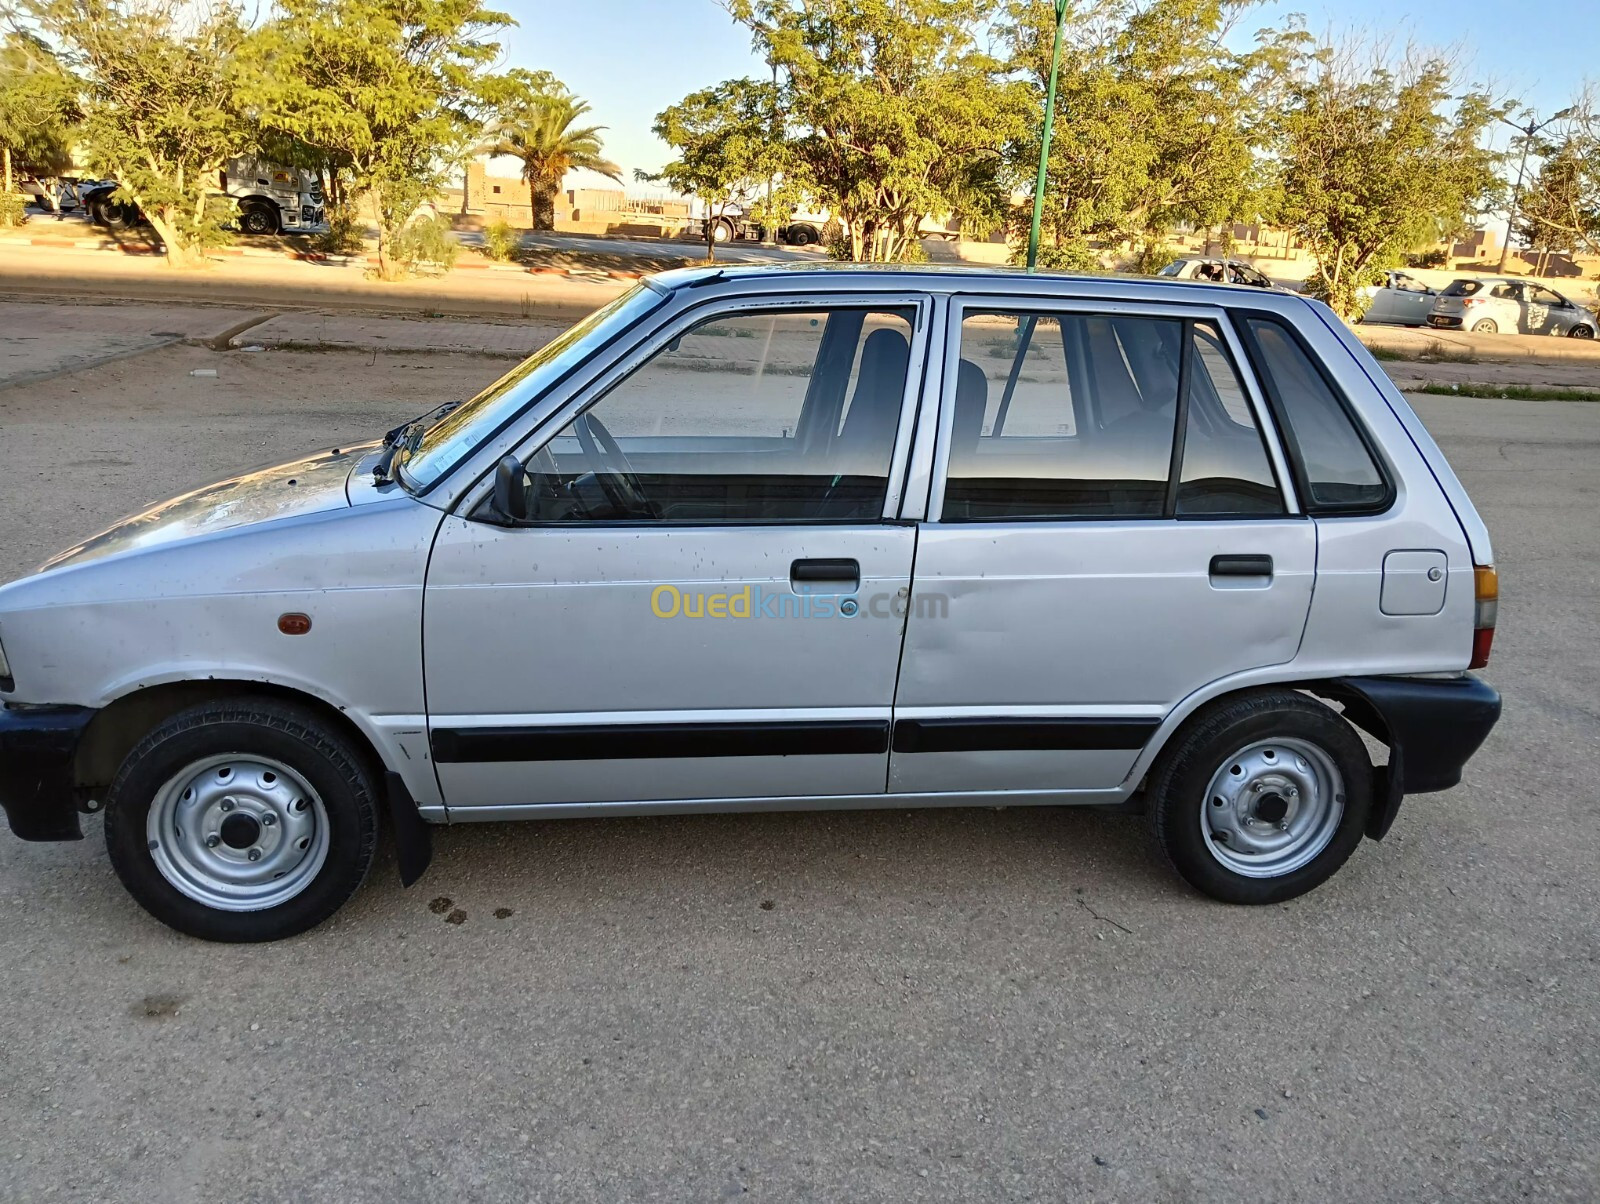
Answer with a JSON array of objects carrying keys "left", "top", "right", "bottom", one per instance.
[
  {"left": 0, "top": 265, "right": 1501, "bottom": 941},
  {"left": 1428, "top": 278, "right": 1597, "bottom": 338},
  {"left": 1157, "top": 258, "right": 1283, "bottom": 291},
  {"left": 1357, "top": 270, "right": 1438, "bottom": 326}
]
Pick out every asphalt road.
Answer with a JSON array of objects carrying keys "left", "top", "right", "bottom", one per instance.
[{"left": 0, "top": 305, "right": 1595, "bottom": 1203}]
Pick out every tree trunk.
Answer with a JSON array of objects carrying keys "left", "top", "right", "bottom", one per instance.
[
  {"left": 532, "top": 179, "right": 556, "bottom": 231},
  {"left": 372, "top": 182, "right": 392, "bottom": 279},
  {"left": 145, "top": 207, "right": 202, "bottom": 269},
  {"left": 2, "top": 146, "right": 11, "bottom": 195}
]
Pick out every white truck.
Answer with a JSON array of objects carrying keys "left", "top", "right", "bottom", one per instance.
[{"left": 83, "top": 158, "right": 326, "bottom": 236}]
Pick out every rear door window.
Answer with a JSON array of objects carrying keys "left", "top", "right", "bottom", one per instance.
[{"left": 1239, "top": 317, "right": 1389, "bottom": 512}]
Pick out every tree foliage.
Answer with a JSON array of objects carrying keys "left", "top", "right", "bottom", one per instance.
[
  {"left": 242, "top": 0, "right": 511, "bottom": 276},
  {"left": 1269, "top": 44, "right": 1504, "bottom": 317},
  {"left": 0, "top": 29, "right": 80, "bottom": 196},
  {"left": 1004, "top": 0, "right": 1294, "bottom": 263},
  {"left": 726, "top": 0, "right": 1026, "bottom": 262},
  {"left": 32, "top": 0, "right": 245, "bottom": 264},
  {"left": 481, "top": 72, "right": 621, "bottom": 231},
  {"left": 1514, "top": 103, "right": 1600, "bottom": 265},
  {"left": 648, "top": 77, "right": 783, "bottom": 260}
]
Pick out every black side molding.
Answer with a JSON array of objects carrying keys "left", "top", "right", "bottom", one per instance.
[
  {"left": 1314, "top": 674, "right": 1502, "bottom": 840},
  {"left": 892, "top": 716, "right": 1158, "bottom": 754},
  {"left": 432, "top": 720, "right": 891, "bottom": 763}
]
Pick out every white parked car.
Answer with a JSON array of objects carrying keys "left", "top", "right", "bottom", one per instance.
[
  {"left": 1156, "top": 258, "right": 1283, "bottom": 290},
  {"left": 0, "top": 266, "right": 1502, "bottom": 941},
  {"left": 1358, "top": 271, "right": 1438, "bottom": 327},
  {"left": 1428, "top": 278, "right": 1597, "bottom": 338}
]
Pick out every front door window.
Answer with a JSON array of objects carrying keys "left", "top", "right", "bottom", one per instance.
[{"left": 514, "top": 307, "right": 916, "bottom": 523}]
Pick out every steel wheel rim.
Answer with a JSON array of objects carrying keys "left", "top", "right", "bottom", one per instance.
[
  {"left": 1200, "top": 737, "right": 1345, "bottom": 879},
  {"left": 146, "top": 754, "right": 329, "bottom": 911}
]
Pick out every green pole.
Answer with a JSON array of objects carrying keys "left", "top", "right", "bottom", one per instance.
[{"left": 1026, "top": 0, "right": 1069, "bottom": 272}]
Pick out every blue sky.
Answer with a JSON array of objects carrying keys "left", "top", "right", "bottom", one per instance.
[{"left": 494, "top": 0, "right": 1590, "bottom": 189}]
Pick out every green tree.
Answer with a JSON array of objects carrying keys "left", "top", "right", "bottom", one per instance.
[
  {"left": 32, "top": 0, "right": 246, "bottom": 264},
  {"left": 0, "top": 30, "right": 80, "bottom": 198},
  {"left": 727, "top": 0, "right": 1026, "bottom": 262},
  {"left": 648, "top": 77, "right": 784, "bottom": 261},
  {"left": 1516, "top": 136, "right": 1586, "bottom": 272},
  {"left": 1003, "top": 0, "right": 1297, "bottom": 264},
  {"left": 481, "top": 73, "right": 621, "bottom": 231},
  {"left": 242, "top": 0, "right": 511, "bottom": 277},
  {"left": 1512, "top": 104, "right": 1600, "bottom": 263},
  {"left": 1270, "top": 44, "right": 1505, "bottom": 318}
]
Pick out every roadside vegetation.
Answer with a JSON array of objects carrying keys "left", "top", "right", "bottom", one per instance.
[
  {"left": 1412, "top": 382, "right": 1600, "bottom": 402},
  {"left": 2, "top": 0, "right": 1600, "bottom": 300}
]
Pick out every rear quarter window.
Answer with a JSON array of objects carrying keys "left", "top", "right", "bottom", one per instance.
[
  {"left": 1239, "top": 317, "right": 1391, "bottom": 513},
  {"left": 1442, "top": 280, "right": 1482, "bottom": 297}
]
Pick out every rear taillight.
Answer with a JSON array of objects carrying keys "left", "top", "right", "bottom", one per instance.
[{"left": 1470, "top": 565, "right": 1497, "bottom": 669}]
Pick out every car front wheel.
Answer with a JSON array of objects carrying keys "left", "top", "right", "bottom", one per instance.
[
  {"left": 1150, "top": 690, "right": 1372, "bottom": 904},
  {"left": 104, "top": 699, "right": 379, "bottom": 942},
  {"left": 1567, "top": 325, "right": 1594, "bottom": 339}
]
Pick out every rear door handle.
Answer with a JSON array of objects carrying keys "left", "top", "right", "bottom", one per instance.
[
  {"left": 791, "top": 558, "right": 860, "bottom": 587},
  {"left": 1209, "top": 554, "right": 1273, "bottom": 578}
]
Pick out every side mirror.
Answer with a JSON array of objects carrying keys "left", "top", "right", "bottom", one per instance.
[{"left": 493, "top": 455, "right": 528, "bottom": 524}]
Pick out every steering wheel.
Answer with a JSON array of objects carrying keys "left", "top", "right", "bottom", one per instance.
[{"left": 572, "top": 411, "right": 655, "bottom": 517}]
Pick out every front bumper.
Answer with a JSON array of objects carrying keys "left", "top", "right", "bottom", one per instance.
[
  {"left": 1316, "top": 675, "right": 1501, "bottom": 840},
  {"left": 0, "top": 705, "right": 97, "bottom": 841}
]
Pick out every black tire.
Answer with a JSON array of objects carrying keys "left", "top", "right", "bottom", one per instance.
[
  {"left": 104, "top": 699, "right": 379, "bottom": 942},
  {"left": 785, "top": 224, "right": 817, "bottom": 247},
  {"left": 710, "top": 218, "right": 735, "bottom": 244},
  {"left": 94, "top": 197, "right": 137, "bottom": 231},
  {"left": 1567, "top": 325, "right": 1594, "bottom": 339},
  {"left": 1149, "top": 690, "right": 1371, "bottom": 905},
  {"left": 238, "top": 202, "right": 280, "bottom": 236}
]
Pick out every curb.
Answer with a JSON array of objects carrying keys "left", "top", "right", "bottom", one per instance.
[{"left": 0, "top": 233, "right": 652, "bottom": 282}]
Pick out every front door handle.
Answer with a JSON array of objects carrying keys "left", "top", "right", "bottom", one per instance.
[
  {"left": 791, "top": 558, "right": 860, "bottom": 588},
  {"left": 1210, "top": 554, "right": 1273, "bottom": 579}
]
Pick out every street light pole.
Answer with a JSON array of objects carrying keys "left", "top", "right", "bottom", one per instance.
[
  {"left": 1496, "top": 108, "right": 1574, "bottom": 273},
  {"left": 1026, "top": 0, "right": 1070, "bottom": 272}
]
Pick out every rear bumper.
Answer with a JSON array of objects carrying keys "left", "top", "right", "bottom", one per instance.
[
  {"left": 1316, "top": 675, "right": 1501, "bottom": 840},
  {"left": 0, "top": 705, "right": 97, "bottom": 842},
  {"left": 1426, "top": 315, "right": 1464, "bottom": 329}
]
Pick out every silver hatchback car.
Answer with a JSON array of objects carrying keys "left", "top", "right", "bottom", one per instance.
[
  {"left": 1428, "top": 277, "right": 1598, "bottom": 337},
  {"left": 0, "top": 266, "right": 1502, "bottom": 941}
]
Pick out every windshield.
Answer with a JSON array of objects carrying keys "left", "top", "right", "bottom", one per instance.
[{"left": 397, "top": 284, "right": 666, "bottom": 490}]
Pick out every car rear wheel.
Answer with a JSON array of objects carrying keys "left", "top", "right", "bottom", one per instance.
[
  {"left": 1471, "top": 318, "right": 1499, "bottom": 334},
  {"left": 1150, "top": 690, "right": 1371, "bottom": 904},
  {"left": 104, "top": 699, "right": 379, "bottom": 942}
]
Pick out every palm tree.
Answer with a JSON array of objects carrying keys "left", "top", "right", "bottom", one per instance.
[{"left": 482, "top": 91, "right": 622, "bottom": 231}]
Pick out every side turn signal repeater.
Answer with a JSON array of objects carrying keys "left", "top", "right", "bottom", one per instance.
[{"left": 277, "top": 612, "right": 313, "bottom": 636}]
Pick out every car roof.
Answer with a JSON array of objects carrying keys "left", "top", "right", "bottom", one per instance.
[{"left": 646, "top": 261, "right": 1304, "bottom": 307}]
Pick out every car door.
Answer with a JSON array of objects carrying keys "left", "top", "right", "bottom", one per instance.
[
  {"left": 1523, "top": 284, "right": 1564, "bottom": 334},
  {"left": 1390, "top": 274, "right": 1435, "bottom": 325},
  {"left": 889, "top": 299, "right": 1315, "bottom": 797},
  {"left": 423, "top": 296, "right": 929, "bottom": 813},
  {"left": 1364, "top": 278, "right": 1396, "bottom": 324}
]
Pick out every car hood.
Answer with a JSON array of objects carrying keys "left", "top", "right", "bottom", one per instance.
[{"left": 38, "top": 444, "right": 376, "bottom": 574}]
